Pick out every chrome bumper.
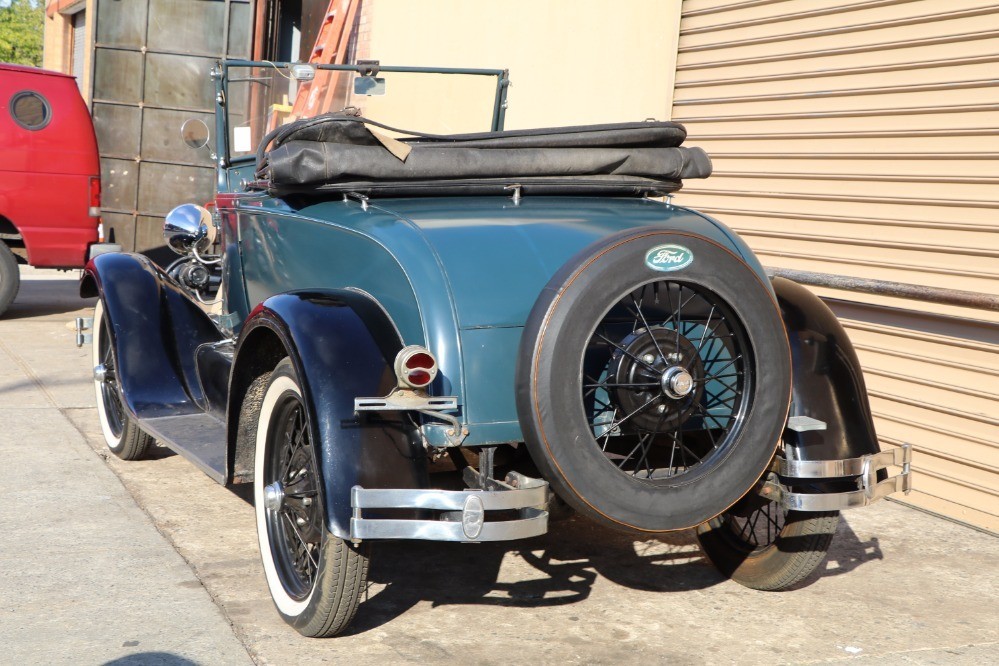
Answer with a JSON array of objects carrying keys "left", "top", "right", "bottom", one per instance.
[
  {"left": 769, "top": 444, "right": 912, "bottom": 511},
  {"left": 350, "top": 474, "right": 549, "bottom": 542}
]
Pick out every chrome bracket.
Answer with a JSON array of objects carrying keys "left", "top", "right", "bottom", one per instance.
[
  {"left": 354, "top": 388, "right": 466, "bottom": 446},
  {"left": 504, "top": 183, "right": 522, "bottom": 205},
  {"left": 786, "top": 415, "right": 827, "bottom": 432},
  {"left": 767, "top": 444, "right": 913, "bottom": 511},
  {"left": 74, "top": 317, "right": 94, "bottom": 348},
  {"left": 349, "top": 476, "right": 549, "bottom": 542}
]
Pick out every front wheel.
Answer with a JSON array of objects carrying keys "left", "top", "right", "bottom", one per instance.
[
  {"left": 92, "top": 300, "right": 153, "bottom": 460},
  {"left": 696, "top": 493, "right": 839, "bottom": 591},
  {"left": 0, "top": 243, "right": 19, "bottom": 317},
  {"left": 252, "top": 359, "right": 369, "bottom": 637}
]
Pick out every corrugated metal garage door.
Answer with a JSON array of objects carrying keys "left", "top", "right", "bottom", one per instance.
[
  {"left": 671, "top": 0, "right": 999, "bottom": 533},
  {"left": 71, "top": 11, "right": 86, "bottom": 94}
]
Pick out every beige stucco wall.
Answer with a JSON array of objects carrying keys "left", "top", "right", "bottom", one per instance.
[{"left": 355, "top": 0, "right": 682, "bottom": 132}]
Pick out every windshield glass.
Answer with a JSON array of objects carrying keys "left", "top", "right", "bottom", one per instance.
[{"left": 224, "top": 62, "right": 505, "bottom": 160}]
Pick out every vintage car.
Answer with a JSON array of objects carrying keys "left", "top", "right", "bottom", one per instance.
[
  {"left": 80, "top": 61, "right": 911, "bottom": 637},
  {"left": 0, "top": 64, "right": 114, "bottom": 317}
]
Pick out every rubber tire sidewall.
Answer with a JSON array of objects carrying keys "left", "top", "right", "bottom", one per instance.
[
  {"left": 696, "top": 509, "right": 840, "bottom": 591},
  {"left": 92, "top": 300, "right": 152, "bottom": 459},
  {"left": 517, "top": 228, "right": 792, "bottom": 533},
  {"left": 253, "top": 358, "right": 369, "bottom": 637},
  {"left": 0, "top": 243, "right": 19, "bottom": 317}
]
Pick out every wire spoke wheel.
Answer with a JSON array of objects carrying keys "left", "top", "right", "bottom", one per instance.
[
  {"left": 92, "top": 300, "right": 152, "bottom": 459},
  {"left": 581, "top": 279, "right": 751, "bottom": 482},
  {"left": 98, "top": 319, "right": 125, "bottom": 439},
  {"left": 253, "top": 358, "right": 369, "bottom": 637},
  {"left": 264, "top": 395, "right": 324, "bottom": 601}
]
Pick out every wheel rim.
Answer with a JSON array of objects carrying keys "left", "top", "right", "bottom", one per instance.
[
  {"left": 263, "top": 394, "right": 323, "bottom": 601},
  {"left": 719, "top": 499, "right": 789, "bottom": 552},
  {"left": 98, "top": 317, "right": 125, "bottom": 439},
  {"left": 580, "top": 279, "right": 753, "bottom": 482}
]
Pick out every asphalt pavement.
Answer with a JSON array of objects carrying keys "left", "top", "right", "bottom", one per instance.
[{"left": 1, "top": 266, "right": 997, "bottom": 665}]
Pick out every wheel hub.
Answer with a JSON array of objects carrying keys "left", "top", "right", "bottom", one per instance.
[
  {"left": 662, "top": 366, "right": 694, "bottom": 399},
  {"left": 263, "top": 481, "right": 285, "bottom": 511},
  {"left": 93, "top": 363, "right": 107, "bottom": 383},
  {"left": 609, "top": 326, "right": 704, "bottom": 431}
]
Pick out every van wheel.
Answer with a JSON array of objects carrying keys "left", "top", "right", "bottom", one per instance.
[
  {"left": 253, "top": 358, "right": 369, "bottom": 637},
  {"left": 93, "top": 300, "right": 153, "bottom": 459},
  {"left": 0, "top": 243, "right": 19, "bottom": 317}
]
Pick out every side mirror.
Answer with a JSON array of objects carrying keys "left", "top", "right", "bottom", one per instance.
[
  {"left": 181, "top": 118, "right": 210, "bottom": 149},
  {"left": 164, "top": 204, "right": 211, "bottom": 255},
  {"left": 353, "top": 76, "right": 386, "bottom": 96}
]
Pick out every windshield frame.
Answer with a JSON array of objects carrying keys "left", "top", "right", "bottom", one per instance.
[{"left": 217, "top": 59, "right": 510, "bottom": 166}]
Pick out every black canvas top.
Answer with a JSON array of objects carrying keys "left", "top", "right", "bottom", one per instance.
[{"left": 255, "top": 115, "right": 712, "bottom": 197}]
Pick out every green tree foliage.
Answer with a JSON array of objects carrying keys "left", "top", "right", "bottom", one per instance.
[{"left": 0, "top": 0, "right": 43, "bottom": 67}]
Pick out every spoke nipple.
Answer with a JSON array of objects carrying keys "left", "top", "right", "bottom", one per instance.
[
  {"left": 303, "top": 497, "right": 312, "bottom": 506},
  {"left": 296, "top": 516, "right": 306, "bottom": 525},
  {"left": 668, "top": 353, "right": 682, "bottom": 363},
  {"left": 643, "top": 354, "right": 656, "bottom": 364},
  {"left": 657, "top": 404, "right": 666, "bottom": 413}
]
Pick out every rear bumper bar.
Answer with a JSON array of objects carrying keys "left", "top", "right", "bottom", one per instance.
[
  {"left": 350, "top": 474, "right": 549, "bottom": 542},
  {"left": 769, "top": 444, "right": 912, "bottom": 511}
]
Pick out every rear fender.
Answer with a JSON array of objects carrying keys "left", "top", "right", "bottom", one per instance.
[
  {"left": 230, "top": 290, "right": 428, "bottom": 539},
  {"left": 80, "top": 253, "right": 224, "bottom": 418},
  {"left": 773, "top": 277, "right": 880, "bottom": 462}
]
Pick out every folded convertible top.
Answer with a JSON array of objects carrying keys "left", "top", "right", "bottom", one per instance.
[{"left": 255, "top": 115, "right": 712, "bottom": 197}]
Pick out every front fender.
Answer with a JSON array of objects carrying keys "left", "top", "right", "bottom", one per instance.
[
  {"left": 234, "top": 290, "right": 428, "bottom": 538},
  {"left": 80, "top": 252, "right": 224, "bottom": 418},
  {"left": 773, "top": 277, "right": 880, "bottom": 462}
]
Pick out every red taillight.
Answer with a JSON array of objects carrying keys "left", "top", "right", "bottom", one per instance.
[
  {"left": 89, "top": 176, "right": 101, "bottom": 219},
  {"left": 394, "top": 346, "right": 438, "bottom": 389}
]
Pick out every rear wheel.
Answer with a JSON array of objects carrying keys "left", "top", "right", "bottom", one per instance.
[
  {"left": 92, "top": 300, "right": 153, "bottom": 460},
  {"left": 697, "top": 492, "right": 839, "bottom": 590},
  {"left": 0, "top": 243, "right": 19, "bottom": 317},
  {"left": 253, "top": 359, "right": 369, "bottom": 637}
]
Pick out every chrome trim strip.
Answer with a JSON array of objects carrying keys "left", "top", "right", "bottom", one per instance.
[
  {"left": 779, "top": 445, "right": 911, "bottom": 479},
  {"left": 350, "top": 482, "right": 550, "bottom": 542},
  {"left": 784, "top": 475, "right": 910, "bottom": 511},
  {"left": 351, "top": 485, "right": 548, "bottom": 512},
  {"left": 776, "top": 444, "right": 912, "bottom": 512},
  {"left": 351, "top": 510, "right": 548, "bottom": 542}
]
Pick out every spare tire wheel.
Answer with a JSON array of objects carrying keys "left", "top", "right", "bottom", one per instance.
[{"left": 516, "top": 228, "right": 791, "bottom": 533}]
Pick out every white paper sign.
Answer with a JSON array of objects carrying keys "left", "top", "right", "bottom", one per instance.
[{"left": 233, "top": 126, "right": 252, "bottom": 153}]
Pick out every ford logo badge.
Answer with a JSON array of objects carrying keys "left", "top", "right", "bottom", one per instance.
[{"left": 645, "top": 244, "right": 693, "bottom": 272}]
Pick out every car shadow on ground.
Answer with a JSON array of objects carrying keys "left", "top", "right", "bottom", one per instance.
[
  {"left": 5, "top": 278, "right": 94, "bottom": 320},
  {"left": 347, "top": 512, "right": 885, "bottom": 635},
  {"left": 227, "top": 481, "right": 886, "bottom": 635}
]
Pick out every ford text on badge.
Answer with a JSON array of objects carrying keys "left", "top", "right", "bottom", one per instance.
[{"left": 645, "top": 244, "right": 694, "bottom": 271}]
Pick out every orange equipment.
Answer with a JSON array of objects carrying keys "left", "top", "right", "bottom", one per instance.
[{"left": 290, "top": 0, "right": 360, "bottom": 119}]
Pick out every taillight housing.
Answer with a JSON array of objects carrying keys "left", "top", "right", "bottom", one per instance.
[
  {"left": 394, "top": 345, "right": 438, "bottom": 389},
  {"left": 88, "top": 176, "right": 101, "bottom": 219}
]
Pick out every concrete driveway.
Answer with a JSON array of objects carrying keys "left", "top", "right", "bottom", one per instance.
[{"left": 1, "top": 267, "right": 997, "bottom": 665}]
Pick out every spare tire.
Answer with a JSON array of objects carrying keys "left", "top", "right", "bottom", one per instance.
[{"left": 516, "top": 227, "right": 791, "bottom": 533}]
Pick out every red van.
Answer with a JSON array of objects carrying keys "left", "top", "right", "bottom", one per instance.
[{"left": 0, "top": 63, "right": 115, "bottom": 316}]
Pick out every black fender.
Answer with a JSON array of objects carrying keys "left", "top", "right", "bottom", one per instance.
[
  {"left": 80, "top": 253, "right": 224, "bottom": 419},
  {"left": 230, "top": 290, "right": 428, "bottom": 539},
  {"left": 773, "top": 277, "right": 880, "bottom": 462}
]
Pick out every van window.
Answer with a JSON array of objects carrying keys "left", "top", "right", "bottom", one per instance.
[{"left": 10, "top": 91, "right": 51, "bottom": 130}]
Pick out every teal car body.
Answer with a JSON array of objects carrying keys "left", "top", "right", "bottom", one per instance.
[{"left": 220, "top": 191, "right": 767, "bottom": 447}]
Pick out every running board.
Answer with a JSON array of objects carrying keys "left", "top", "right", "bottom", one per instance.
[{"left": 765, "top": 444, "right": 912, "bottom": 511}]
